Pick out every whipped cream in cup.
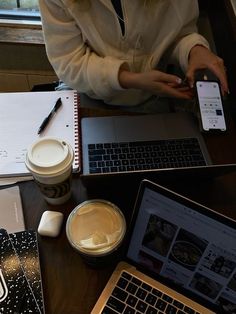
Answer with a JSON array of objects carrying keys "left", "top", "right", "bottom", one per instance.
[
  {"left": 25, "top": 137, "right": 74, "bottom": 205},
  {"left": 66, "top": 200, "right": 126, "bottom": 266}
]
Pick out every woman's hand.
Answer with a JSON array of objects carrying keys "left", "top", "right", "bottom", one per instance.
[
  {"left": 186, "top": 45, "right": 229, "bottom": 95},
  {"left": 119, "top": 68, "right": 193, "bottom": 99}
]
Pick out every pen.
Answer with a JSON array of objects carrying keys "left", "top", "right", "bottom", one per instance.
[{"left": 37, "top": 97, "right": 62, "bottom": 134}]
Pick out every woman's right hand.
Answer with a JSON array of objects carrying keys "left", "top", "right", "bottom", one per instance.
[{"left": 119, "top": 69, "right": 193, "bottom": 99}]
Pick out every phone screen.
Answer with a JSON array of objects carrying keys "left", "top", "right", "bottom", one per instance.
[{"left": 196, "top": 81, "right": 226, "bottom": 131}]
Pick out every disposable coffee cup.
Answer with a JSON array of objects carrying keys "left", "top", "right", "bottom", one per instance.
[
  {"left": 25, "top": 137, "right": 74, "bottom": 205},
  {"left": 66, "top": 199, "right": 126, "bottom": 267}
]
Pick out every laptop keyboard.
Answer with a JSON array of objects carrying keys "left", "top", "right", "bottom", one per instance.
[
  {"left": 88, "top": 138, "right": 206, "bottom": 174},
  {"left": 102, "top": 271, "right": 201, "bottom": 314}
]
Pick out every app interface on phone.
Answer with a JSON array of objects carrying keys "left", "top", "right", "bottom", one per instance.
[{"left": 196, "top": 81, "right": 226, "bottom": 131}]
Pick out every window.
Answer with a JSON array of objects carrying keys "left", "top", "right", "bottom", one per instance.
[{"left": 0, "top": 0, "right": 41, "bottom": 25}]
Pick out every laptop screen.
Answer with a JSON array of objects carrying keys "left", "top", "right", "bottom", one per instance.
[{"left": 126, "top": 180, "right": 236, "bottom": 313}]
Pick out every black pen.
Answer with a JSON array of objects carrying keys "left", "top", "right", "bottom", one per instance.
[{"left": 37, "top": 97, "right": 62, "bottom": 134}]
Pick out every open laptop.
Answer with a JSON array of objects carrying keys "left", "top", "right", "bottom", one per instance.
[
  {"left": 80, "top": 111, "right": 236, "bottom": 182},
  {"left": 91, "top": 179, "right": 236, "bottom": 314}
]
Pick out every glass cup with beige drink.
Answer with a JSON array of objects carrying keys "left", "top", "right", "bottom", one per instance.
[
  {"left": 25, "top": 137, "right": 74, "bottom": 205},
  {"left": 66, "top": 199, "right": 126, "bottom": 266}
]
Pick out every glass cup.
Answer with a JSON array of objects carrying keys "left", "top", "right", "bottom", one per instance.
[
  {"left": 25, "top": 137, "right": 74, "bottom": 205},
  {"left": 66, "top": 199, "right": 126, "bottom": 267}
]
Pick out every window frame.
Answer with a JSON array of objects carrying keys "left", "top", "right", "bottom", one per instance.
[{"left": 0, "top": 2, "right": 41, "bottom": 27}]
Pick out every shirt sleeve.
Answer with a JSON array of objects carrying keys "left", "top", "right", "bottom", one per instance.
[
  {"left": 38, "top": 0, "right": 126, "bottom": 100},
  {"left": 168, "top": 0, "right": 210, "bottom": 72}
]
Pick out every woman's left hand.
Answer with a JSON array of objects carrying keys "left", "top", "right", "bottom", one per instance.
[{"left": 186, "top": 45, "right": 229, "bottom": 95}]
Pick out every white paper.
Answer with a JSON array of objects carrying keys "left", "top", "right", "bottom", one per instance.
[
  {"left": 0, "top": 176, "right": 33, "bottom": 186},
  {"left": 0, "top": 90, "right": 79, "bottom": 176}
]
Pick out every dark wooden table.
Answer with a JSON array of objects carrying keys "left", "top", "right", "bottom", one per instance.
[
  {"left": 16, "top": 116, "right": 236, "bottom": 314},
  {"left": 11, "top": 105, "right": 236, "bottom": 313},
  {"left": 18, "top": 169, "right": 236, "bottom": 314}
]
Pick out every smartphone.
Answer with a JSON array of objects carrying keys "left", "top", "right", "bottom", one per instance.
[{"left": 195, "top": 80, "right": 226, "bottom": 132}]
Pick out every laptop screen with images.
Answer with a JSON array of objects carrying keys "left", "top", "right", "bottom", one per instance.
[{"left": 126, "top": 181, "right": 236, "bottom": 313}]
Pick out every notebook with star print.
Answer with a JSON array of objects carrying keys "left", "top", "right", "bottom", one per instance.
[{"left": 0, "top": 228, "right": 41, "bottom": 313}]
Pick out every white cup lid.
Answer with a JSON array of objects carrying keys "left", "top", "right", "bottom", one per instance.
[{"left": 25, "top": 137, "right": 74, "bottom": 175}]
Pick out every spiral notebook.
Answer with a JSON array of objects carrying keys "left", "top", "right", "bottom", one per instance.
[
  {"left": 0, "top": 228, "right": 41, "bottom": 313},
  {"left": 9, "top": 230, "right": 45, "bottom": 313},
  {"left": 0, "top": 90, "right": 80, "bottom": 177}
]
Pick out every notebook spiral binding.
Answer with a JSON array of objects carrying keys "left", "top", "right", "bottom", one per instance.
[{"left": 73, "top": 91, "right": 81, "bottom": 173}]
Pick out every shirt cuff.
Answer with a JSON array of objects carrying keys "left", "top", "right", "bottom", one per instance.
[
  {"left": 87, "top": 56, "right": 128, "bottom": 98},
  {"left": 178, "top": 33, "right": 210, "bottom": 72},
  {"left": 104, "top": 57, "right": 129, "bottom": 91}
]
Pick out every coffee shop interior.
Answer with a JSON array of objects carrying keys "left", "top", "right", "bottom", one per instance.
[{"left": 1, "top": 1, "right": 236, "bottom": 313}]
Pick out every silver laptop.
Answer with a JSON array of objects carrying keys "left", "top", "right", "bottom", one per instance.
[
  {"left": 81, "top": 112, "right": 211, "bottom": 173},
  {"left": 91, "top": 179, "right": 236, "bottom": 314},
  {"left": 80, "top": 111, "right": 236, "bottom": 181}
]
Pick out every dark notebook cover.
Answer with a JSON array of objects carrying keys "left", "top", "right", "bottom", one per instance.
[
  {"left": 9, "top": 230, "right": 45, "bottom": 314},
  {"left": 0, "top": 228, "right": 41, "bottom": 313}
]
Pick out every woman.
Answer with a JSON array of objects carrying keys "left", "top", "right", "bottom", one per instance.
[{"left": 39, "top": 0, "right": 228, "bottom": 110}]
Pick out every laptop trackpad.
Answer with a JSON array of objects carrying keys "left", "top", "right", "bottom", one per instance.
[
  {"left": 113, "top": 113, "right": 198, "bottom": 142},
  {"left": 82, "top": 112, "right": 200, "bottom": 144}
]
